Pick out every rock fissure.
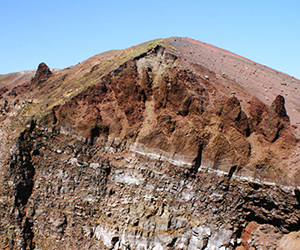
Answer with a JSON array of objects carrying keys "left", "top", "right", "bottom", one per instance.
[{"left": 8, "top": 126, "right": 37, "bottom": 249}]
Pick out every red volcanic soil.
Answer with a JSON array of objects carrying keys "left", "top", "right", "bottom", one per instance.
[
  {"left": 0, "top": 70, "right": 35, "bottom": 89},
  {"left": 0, "top": 37, "right": 299, "bottom": 185},
  {"left": 165, "top": 37, "right": 300, "bottom": 129}
]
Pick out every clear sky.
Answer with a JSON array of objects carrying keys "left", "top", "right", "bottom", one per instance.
[{"left": 1, "top": 1, "right": 300, "bottom": 79}]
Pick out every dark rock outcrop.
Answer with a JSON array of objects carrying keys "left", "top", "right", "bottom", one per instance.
[
  {"left": 30, "top": 62, "right": 52, "bottom": 89},
  {"left": 270, "top": 95, "right": 289, "bottom": 122},
  {"left": 221, "top": 96, "right": 250, "bottom": 136},
  {"left": 257, "top": 95, "right": 290, "bottom": 142},
  {"left": 248, "top": 96, "right": 269, "bottom": 130},
  {"left": 248, "top": 95, "right": 291, "bottom": 142}
]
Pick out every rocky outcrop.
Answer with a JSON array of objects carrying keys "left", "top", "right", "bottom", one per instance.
[
  {"left": 39, "top": 47, "right": 296, "bottom": 182},
  {"left": 255, "top": 95, "right": 290, "bottom": 142},
  {"left": 248, "top": 96, "right": 268, "bottom": 131},
  {"left": 0, "top": 37, "right": 300, "bottom": 249},
  {"left": 1, "top": 126, "right": 36, "bottom": 249},
  {"left": 1, "top": 127, "right": 300, "bottom": 249},
  {"left": 30, "top": 62, "right": 52, "bottom": 89},
  {"left": 221, "top": 96, "right": 250, "bottom": 136},
  {"left": 270, "top": 95, "right": 289, "bottom": 122},
  {"left": 247, "top": 94, "right": 294, "bottom": 142}
]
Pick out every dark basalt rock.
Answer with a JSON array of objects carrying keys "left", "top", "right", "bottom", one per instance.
[
  {"left": 30, "top": 62, "right": 52, "bottom": 88},
  {"left": 270, "top": 95, "right": 290, "bottom": 122}
]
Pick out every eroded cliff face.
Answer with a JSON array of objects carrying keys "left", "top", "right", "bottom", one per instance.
[
  {"left": 0, "top": 37, "right": 300, "bottom": 249},
  {"left": 1, "top": 126, "right": 300, "bottom": 250}
]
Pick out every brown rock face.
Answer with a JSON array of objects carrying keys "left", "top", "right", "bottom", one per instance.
[
  {"left": 257, "top": 95, "right": 291, "bottom": 142},
  {"left": 270, "top": 94, "right": 289, "bottom": 122},
  {"left": 278, "top": 231, "right": 300, "bottom": 250},
  {"left": 248, "top": 95, "right": 292, "bottom": 142},
  {"left": 248, "top": 96, "right": 268, "bottom": 130},
  {"left": 258, "top": 109, "right": 283, "bottom": 142},
  {"left": 0, "top": 37, "right": 299, "bottom": 249},
  {"left": 30, "top": 62, "right": 52, "bottom": 88},
  {"left": 221, "top": 96, "right": 250, "bottom": 136}
]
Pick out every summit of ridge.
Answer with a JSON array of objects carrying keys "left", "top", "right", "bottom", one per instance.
[{"left": 0, "top": 37, "right": 300, "bottom": 249}]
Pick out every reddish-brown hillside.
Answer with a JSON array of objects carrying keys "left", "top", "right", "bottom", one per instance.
[{"left": 0, "top": 37, "right": 300, "bottom": 250}]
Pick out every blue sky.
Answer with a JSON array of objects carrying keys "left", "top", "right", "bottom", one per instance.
[{"left": 1, "top": 1, "right": 300, "bottom": 79}]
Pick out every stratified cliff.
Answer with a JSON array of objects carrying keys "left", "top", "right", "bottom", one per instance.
[{"left": 0, "top": 37, "right": 300, "bottom": 250}]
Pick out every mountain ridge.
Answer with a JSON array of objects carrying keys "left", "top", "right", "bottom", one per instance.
[{"left": 0, "top": 37, "right": 300, "bottom": 249}]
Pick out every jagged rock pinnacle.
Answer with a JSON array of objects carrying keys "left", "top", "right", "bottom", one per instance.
[
  {"left": 30, "top": 62, "right": 52, "bottom": 88},
  {"left": 270, "top": 94, "right": 290, "bottom": 122}
]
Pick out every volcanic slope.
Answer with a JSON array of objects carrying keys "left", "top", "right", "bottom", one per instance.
[{"left": 0, "top": 37, "right": 300, "bottom": 250}]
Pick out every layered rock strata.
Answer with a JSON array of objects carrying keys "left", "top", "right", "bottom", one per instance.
[
  {"left": 1, "top": 127, "right": 300, "bottom": 249},
  {"left": 0, "top": 37, "right": 300, "bottom": 249}
]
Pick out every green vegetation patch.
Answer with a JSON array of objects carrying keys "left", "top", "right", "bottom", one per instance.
[{"left": 24, "top": 39, "right": 172, "bottom": 122}]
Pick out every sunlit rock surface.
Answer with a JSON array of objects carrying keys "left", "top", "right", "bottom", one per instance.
[{"left": 0, "top": 37, "right": 300, "bottom": 249}]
